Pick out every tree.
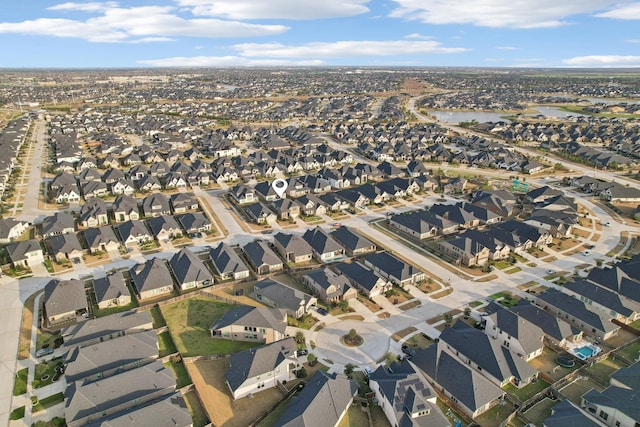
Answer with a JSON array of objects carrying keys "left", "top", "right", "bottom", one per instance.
[
  {"left": 307, "top": 353, "right": 317, "bottom": 367},
  {"left": 344, "top": 363, "right": 355, "bottom": 378},
  {"left": 383, "top": 352, "right": 398, "bottom": 366},
  {"left": 295, "top": 331, "right": 305, "bottom": 344},
  {"left": 464, "top": 307, "right": 471, "bottom": 319},
  {"left": 339, "top": 299, "right": 349, "bottom": 311},
  {"left": 348, "top": 329, "right": 358, "bottom": 340},
  {"left": 444, "top": 312, "right": 453, "bottom": 326}
]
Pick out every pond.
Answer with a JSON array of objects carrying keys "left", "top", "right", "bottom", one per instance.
[
  {"left": 427, "top": 110, "right": 511, "bottom": 124},
  {"left": 528, "top": 106, "right": 586, "bottom": 118}
]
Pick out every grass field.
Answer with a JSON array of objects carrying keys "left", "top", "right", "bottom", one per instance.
[
  {"left": 9, "top": 406, "right": 25, "bottom": 420},
  {"left": 184, "top": 390, "right": 209, "bottom": 427},
  {"left": 160, "top": 295, "right": 260, "bottom": 356},
  {"left": 158, "top": 331, "right": 178, "bottom": 357},
  {"left": 586, "top": 356, "right": 625, "bottom": 384},
  {"left": 165, "top": 360, "right": 192, "bottom": 388},
  {"left": 13, "top": 368, "right": 28, "bottom": 396},
  {"left": 32, "top": 392, "right": 64, "bottom": 413},
  {"left": 503, "top": 379, "right": 550, "bottom": 402}
]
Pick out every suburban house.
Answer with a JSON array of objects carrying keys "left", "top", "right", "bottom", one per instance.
[
  {"left": 369, "top": 359, "right": 449, "bottom": 427},
  {"left": 246, "top": 202, "right": 277, "bottom": 224},
  {"left": 170, "top": 192, "right": 199, "bottom": 213},
  {"left": 225, "top": 337, "right": 299, "bottom": 399},
  {"left": 64, "top": 329, "right": 158, "bottom": 383},
  {"left": 45, "top": 233, "right": 84, "bottom": 263},
  {"left": 64, "top": 360, "right": 175, "bottom": 427},
  {"left": 274, "top": 370, "right": 358, "bottom": 427},
  {"left": 40, "top": 212, "right": 76, "bottom": 238},
  {"left": 116, "top": 220, "right": 153, "bottom": 247},
  {"left": 253, "top": 278, "right": 317, "bottom": 319},
  {"left": 83, "top": 393, "right": 192, "bottom": 427},
  {"left": 363, "top": 251, "right": 425, "bottom": 287},
  {"left": 243, "top": 240, "right": 284, "bottom": 275},
  {"left": 7, "top": 239, "right": 44, "bottom": 268},
  {"left": 177, "top": 212, "right": 212, "bottom": 234},
  {"left": 82, "top": 226, "right": 120, "bottom": 254},
  {"left": 210, "top": 305, "right": 287, "bottom": 344},
  {"left": 209, "top": 242, "right": 251, "bottom": 280},
  {"left": 333, "top": 261, "right": 391, "bottom": 298},
  {"left": 79, "top": 197, "right": 110, "bottom": 228},
  {"left": 330, "top": 226, "right": 377, "bottom": 256},
  {"left": 0, "top": 218, "right": 29, "bottom": 243},
  {"left": 146, "top": 214, "right": 183, "bottom": 242},
  {"left": 43, "top": 279, "right": 88, "bottom": 327},
  {"left": 129, "top": 258, "right": 176, "bottom": 300},
  {"left": 302, "top": 268, "right": 357, "bottom": 303},
  {"left": 93, "top": 272, "right": 131, "bottom": 310},
  {"left": 508, "top": 299, "right": 583, "bottom": 349},
  {"left": 169, "top": 248, "right": 213, "bottom": 291},
  {"left": 535, "top": 289, "right": 620, "bottom": 341},
  {"left": 142, "top": 192, "right": 171, "bottom": 217},
  {"left": 412, "top": 340, "right": 506, "bottom": 420},
  {"left": 436, "top": 236, "right": 491, "bottom": 267},
  {"left": 61, "top": 310, "right": 153, "bottom": 349},
  {"left": 544, "top": 400, "right": 605, "bottom": 427},
  {"left": 112, "top": 194, "right": 140, "bottom": 222},
  {"left": 230, "top": 184, "right": 256, "bottom": 204},
  {"left": 562, "top": 279, "right": 640, "bottom": 324},
  {"left": 302, "top": 226, "right": 346, "bottom": 262},
  {"left": 272, "top": 232, "right": 314, "bottom": 263},
  {"left": 581, "top": 361, "right": 640, "bottom": 427},
  {"left": 390, "top": 210, "right": 457, "bottom": 239},
  {"left": 438, "top": 322, "right": 538, "bottom": 388}
]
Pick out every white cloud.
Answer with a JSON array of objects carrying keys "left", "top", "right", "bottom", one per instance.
[
  {"left": 563, "top": 55, "right": 640, "bottom": 67},
  {"left": 233, "top": 40, "right": 468, "bottom": 58},
  {"left": 496, "top": 46, "right": 517, "bottom": 50},
  {"left": 404, "top": 33, "right": 433, "bottom": 40},
  {"left": 138, "top": 55, "right": 325, "bottom": 67},
  {"left": 176, "top": 0, "right": 369, "bottom": 20},
  {"left": 596, "top": 3, "right": 640, "bottom": 19},
  {"left": 389, "top": 0, "right": 618, "bottom": 28},
  {"left": 48, "top": 2, "right": 118, "bottom": 12},
  {"left": 0, "top": 5, "right": 288, "bottom": 43}
]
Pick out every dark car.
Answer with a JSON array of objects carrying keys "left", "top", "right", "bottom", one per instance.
[
  {"left": 316, "top": 307, "right": 328, "bottom": 316},
  {"left": 401, "top": 345, "right": 415, "bottom": 358},
  {"left": 296, "top": 349, "right": 308, "bottom": 357}
]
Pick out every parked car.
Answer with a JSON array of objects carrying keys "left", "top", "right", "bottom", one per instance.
[
  {"left": 296, "top": 349, "right": 308, "bottom": 357},
  {"left": 316, "top": 307, "right": 328, "bottom": 316},
  {"left": 36, "top": 348, "right": 54, "bottom": 358},
  {"left": 401, "top": 345, "right": 415, "bottom": 358}
]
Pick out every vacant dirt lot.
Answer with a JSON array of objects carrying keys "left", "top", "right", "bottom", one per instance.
[{"left": 187, "top": 359, "right": 284, "bottom": 427}]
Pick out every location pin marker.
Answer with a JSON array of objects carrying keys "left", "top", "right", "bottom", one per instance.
[{"left": 272, "top": 179, "right": 288, "bottom": 198}]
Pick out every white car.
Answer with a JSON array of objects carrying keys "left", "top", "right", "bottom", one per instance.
[{"left": 583, "top": 251, "right": 591, "bottom": 256}]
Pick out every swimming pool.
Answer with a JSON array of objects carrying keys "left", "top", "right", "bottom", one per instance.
[{"left": 571, "top": 344, "right": 601, "bottom": 361}]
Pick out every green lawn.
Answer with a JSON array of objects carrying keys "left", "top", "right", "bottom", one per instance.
[
  {"left": 287, "top": 313, "right": 318, "bottom": 330},
  {"left": 165, "top": 360, "right": 192, "bottom": 388},
  {"left": 338, "top": 405, "right": 370, "bottom": 427},
  {"left": 160, "top": 295, "right": 260, "bottom": 356},
  {"left": 95, "top": 301, "right": 138, "bottom": 318},
  {"left": 587, "top": 357, "right": 625, "bottom": 383},
  {"left": 150, "top": 305, "right": 167, "bottom": 328},
  {"left": 158, "top": 331, "right": 178, "bottom": 357},
  {"left": 13, "top": 368, "right": 28, "bottom": 396},
  {"left": 33, "top": 358, "right": 63, "bottom": 389},
  {"left": 475, "top": 402, "right": 516, "bottom": 427},
  {"left": 9, "top": 406, "right": 25, "bottom": 420},
  {"left": 184, "top": 390, "right": 210, "bottom": 427},
  {"left": 503, "top": 379, "right": 550, "bottom": 402},
  {"left": 523, "top": 398, "right": 558, "bottom": 426},
  {"left": 32, "top": 392, "right": 64, "bottom": 413},
  {"left": 617, "top": 341, "right": 640, "bottom": 361}
]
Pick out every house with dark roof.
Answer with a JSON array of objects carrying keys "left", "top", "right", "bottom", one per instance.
[
  {"left": 170, "top": 192, "right": 199, "bottom": 213},
  {"left": 438, "top": 322, "right": 538, "bottom": 387},
  {"left": 209, "top": 242, "right": 250, "bottom": 280},
  {"left": 82, "top": 226, "right": 120, "bottom": 254},
  {"left": 369, "top": 359, "right": 449, "bottom": 427},
  {"left": 40, "top": 212, "right": 76, "bottom": 238},
  {"left": 146, "top": 214, "right": 183, "bottom": 242},
  {"left": 93, "top": 272, "right": 130, "bottom": 310},
  {"left": 225, "top": 337, "right": 298, "bottom": 399},
  {"left": 245, "top": 202, "right": 277, "bottom": 224},
  {"left": 390, "top": 210, "right": 458, "bottom": 239},
  {"left": 412, "top": 342, "right": 505, "bottom": 419},
  {"left": 243, "top": 240, "right": 284, "bottom": 275},
  {"left": 129, "top": 258, "right": 175, "bottom": 300},
  {"left": 544, "top": 400, "right": 605, "bottom": 427},
  {"left": 64, "top": 360, "right": 175, "bottom": 427},
  {"left": 275, "top": 370, "right": 358, "bottom": 427},
  {"left": 7, "top": 239, "right": 44, "bottom": 268},
  {"left": 526, "top": 185, "right": 563, "bottom": 203},
  {"left": 563, "top": 279, "right": 640, "bottom": 324},
  {"left": 0, "top": 218, "right": 29, "bottom": 244},
  {"left": 581, "top": 361, "right": 640, "bottom": 427},
  {"left": 112, "top": 195, "right": 140, "bottom": 222},
  {"left": 61, "top": 311, "right": 153, "bottom": 349},
  {"left": 176, "top": 211, "right": 212, "bottom": 234},
  {"left": 330, "top": 226, "right": 376, "bottom": 256},
  {"left": 64, "top": 329, "right": 158, "bottom": 383},
  {"left": 116, "top": 220, "right": 152, "bottom": 247},
  {"left": 363, "top": 251, "right": 425, "bottom": 287},
  {"left": 535, "top": 289, "right": 620, "bottom": 340},
  {"left": 169, "top": 248, "right": 213, "bottom": 291},
  {"left": 142, "top": 192, "right": 171, "bottom": 217},
  {"left": 302, "top": 226, "right": 345, "bottom": 262},
  {"left": 45, "top": 232, "right": 84, "bottom": 262},
  {"left": 273, "top": 232, "right": 314, "bottom": 263},
  {"left": 253, "top": 278, "right": 317, "bottom": 319},
  {"left": 83, "top": 393, "right": 192, "bottom": 427},
  {"left": 44, "top": 279, "right": 88, "bottom": 326},
  {"left": 79, "top": 197, "right": 109, "bottom": 228},
  {"left": 210, "top": 305, "right": 287, "bottom": 344},
  {"left": 436, "top": 236, "right": 491, "bottom": 267},
  {"left": 230, "top": 184, "right": 256, "bottom": 204},
  {"left": 302, "top": 268, "right": 357, "bottom": 303},
  {"left": 333, "top": 261, "right": 391, "bottom": 298}
]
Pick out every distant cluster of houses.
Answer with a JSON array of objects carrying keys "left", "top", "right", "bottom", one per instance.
[
  {"left": 1, "top": 192, "right": 211, "bottom": 269},
  {"left": 0, "top": 117, "right": 30, "bottom": 200},
  {"left": 570, "top": 175, "right": 640, "bottom": 203},
  {"left": 389, "top": 186, "right": 578, "bottom": 267}
]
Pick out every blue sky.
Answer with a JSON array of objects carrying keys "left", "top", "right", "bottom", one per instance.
[{"left": 1, "top": 0, "right": 639, "bottom": 68}]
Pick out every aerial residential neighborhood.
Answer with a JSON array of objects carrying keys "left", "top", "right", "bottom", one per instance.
[{"left": 1, "top": 66, "right": 640, "bottom": 427}]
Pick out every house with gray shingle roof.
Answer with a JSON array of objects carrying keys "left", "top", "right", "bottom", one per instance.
[
  {"left": 363, "top": 251, "right": 425, "bottom": 287},
  {"left": 302, "top": 268, "right": 357, "bottom": 303},
  {"left": 146, "top": 214, "right": 183, "bottom": 242},
  {"left": 79, "top": 197, "right": 109, "bottom": 228},
  {"left": 302, "top": 226, "right": 345, "bottom": 263},
  {"left": 116, "top": 219, "right": 152, "bottom": 247},
  {"left": 333, "top": 261, "right": 390, "bottom": 298},
  {"left": 40, "top": 212, "right": 76, "bottom": 238},
  {"left": 6, "top": 239, "right": 44, "bottom": 268},
  {"left": 142, "top": 192, "right": 171, "bottom": 217},
  {"left": 225, "top": 337, "right": 298, "bottom": 399},
  {"left": 209, "top": 242, "right": 250, "bottom": 280},
  {"left": 176, "top": 211, "right": 211, "bottom": 234},
  {"left": 64, "top": 359, "right": 175, "bottom": 427},
  {"left": 45, "top": 232, "right": 84, "bottom": 262},
  {"left": 44, "top": 279, "right": 88, "bottom": 327},
  {"left": 169, "top": 248, "right": 213, "bottom": 291},
  {"left": 93, "top": 271, "right": 130, "bottom": 310},
  {"left": 82, "top": 226, "right": 120, "bottom": 254},
  {"left": 82, "top": 393, "right": 192, "bottom": 427},
  {"left": 129, "top": 257, "right": 175, "bottom": 300},
  {"left": 544, "top": 400, "right": 604, "bottom": 427},
  {"left": 61, "top": 310, "right": 152, "bottom": 349},
  {"left": 330, "top": 226, "right": 376, "bottom": 256},
  {"left": 0, "top": 218, "right": 28, "bottom": 244},
  {"left": 112, "top": 195, "right": 140, "bottom": 223},
  {"left": 253, "top": 278, "right": 317, "bottom": 319},
  {"left": 210, "top": 305, "right": 287, "bottom": 344},
  {"left": 563, "top": 279, "right": 640, "bottom": 324},
  {"left": 275, "top": 370, "right": 358, "bottom": 427},
  {"left": 243, "top": 240, "right": 284, "bottom": 275},
  {"left": 272, "top": 232, "right": 313, "bottom": 264},
  {"left": 369, "top": 359, "right": 449, "bottom": 427},
  {"left": 582, "top": 362, "right": 640, "bottom": 427}
]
